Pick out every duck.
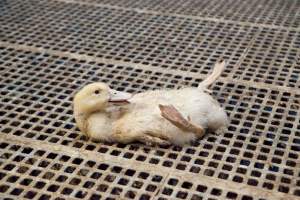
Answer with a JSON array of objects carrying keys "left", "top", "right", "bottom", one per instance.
[{"left": 73, "top": 61, "right": 228, "bottom": 146}]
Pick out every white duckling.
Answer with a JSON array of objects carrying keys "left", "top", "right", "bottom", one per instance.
[{"left": 74, "top": 61, "right": 228, "bottom": 146}]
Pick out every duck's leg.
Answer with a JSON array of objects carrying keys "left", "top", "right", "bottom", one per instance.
[
  {"left": 112, "top": 130, "right": 139, "bottom": 144},
  {"left": 112, "top": 129, "right": 170, "bottom": 146},
  {"left": 138, "top": 134, "right": 171, "bottom": 146},
  {"left": 159, "top": 104, "right": 205, "bottom": 137},
  {"left": 204, "top": 88, "right": 213, "bottom": 94}
]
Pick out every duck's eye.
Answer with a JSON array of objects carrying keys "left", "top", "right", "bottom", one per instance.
[{"left": 94, "top": 90, "right": 101, "bottom": 95}]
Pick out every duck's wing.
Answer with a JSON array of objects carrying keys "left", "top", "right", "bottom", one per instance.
[{"left": 159, "top": 104, "right": 205, "bottom": 137}]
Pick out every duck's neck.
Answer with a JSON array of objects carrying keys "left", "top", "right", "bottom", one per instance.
[
  {"left": 74, "top": 104, "right": 126, "bottom": 134},
  {"left": 74, "top": 107, "right": 90, "bottom": 134}
]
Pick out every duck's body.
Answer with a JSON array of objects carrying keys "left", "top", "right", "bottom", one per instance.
[{"left": 74, "top": 61, "right": 228, "bottom": 146}]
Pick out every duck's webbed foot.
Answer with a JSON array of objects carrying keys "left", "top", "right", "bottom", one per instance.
[
  {"left": 159, "top": 104, "right": 205, "bottom": 138},
  {"left": 138, "top": 134, "right": 171, "bottom": 146}
]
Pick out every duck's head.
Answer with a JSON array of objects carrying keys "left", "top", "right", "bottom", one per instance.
[
  {"left": 74, "top": 82, "right": 132, "bottom": 114},
  {"left": 73, "top": 82, "right": 132, "bottom": 134}
]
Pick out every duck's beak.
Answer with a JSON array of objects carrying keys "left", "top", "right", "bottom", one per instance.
[{"left": 108, "top": 89, "right": 132, "bottom": 104}]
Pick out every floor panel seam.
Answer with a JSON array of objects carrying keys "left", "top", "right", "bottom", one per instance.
[
  {"left": 1, "top": 41, "right": 299, "bottom": 94},
  {"left": 0, "top": 133, "right": 294, "bottom": 200},
  {"left": 51, "top": 0, "right": 300, "bottom": 32}
]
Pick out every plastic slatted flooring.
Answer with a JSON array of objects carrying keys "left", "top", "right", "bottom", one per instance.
[{"left": 0, "top": 0, "right": 299, "bottom": 200}]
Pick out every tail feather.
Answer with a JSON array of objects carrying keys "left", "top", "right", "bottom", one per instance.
[{"left": 199, "top": 60, "right": 226, "bottom": 88}]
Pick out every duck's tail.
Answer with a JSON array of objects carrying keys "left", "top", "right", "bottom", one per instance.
[{"left": 198, "top": 60, "right": 226, "bottom": 88}]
